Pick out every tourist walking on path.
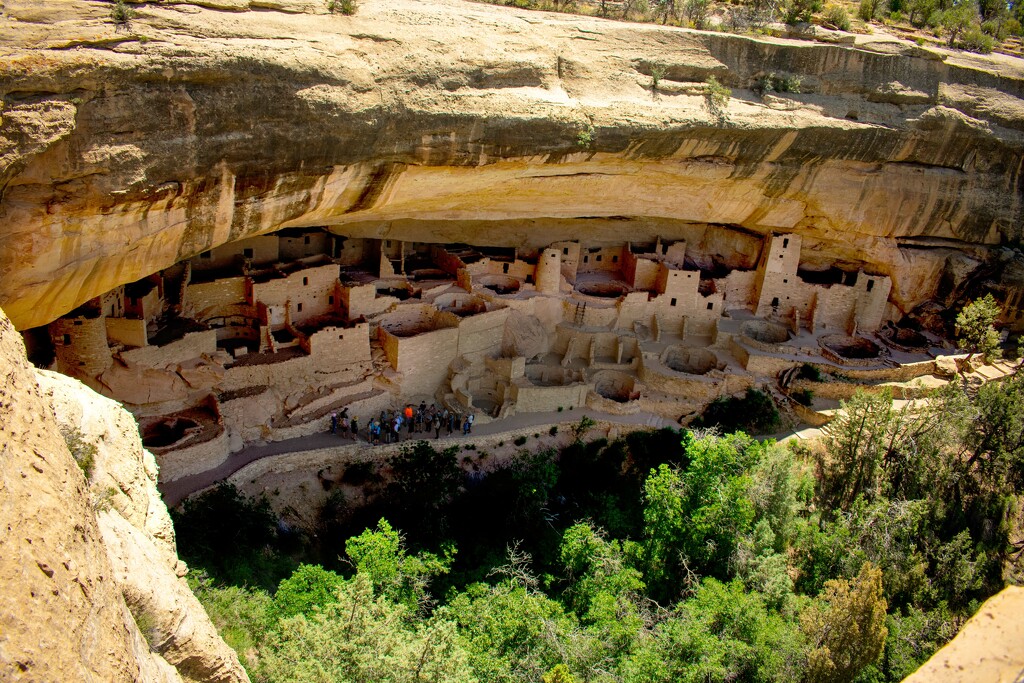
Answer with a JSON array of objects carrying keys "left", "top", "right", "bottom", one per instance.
[
  {"left": 433, "top": 414, "right": 442, "bottom": 439},
  {"left": 392, "top": 417, "right": 402, "bottom": 443},
  {"left": 467, "top": 412, "right": 475, "bottom": 434},
  {"left": 340, "top": 415, "right": 350, "bottom": 439},
  {"left": 330, "top": 412, "right": 338, "bottom": 434},
  {"left": 350, "top": 416, "right": 359, "bottom": 441},
  {"left": 462, "top": 416, "right": 471, "bottom": 435},
  {"left": 447, "top": 411, "right": 455, "bottom": 436}
]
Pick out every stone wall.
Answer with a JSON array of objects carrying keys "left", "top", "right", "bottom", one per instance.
[
  {"left": 184, "top": 277, "right": 247, "bottom": 318},
  {"left": 307, "top": 323, "right": 372, "bottom": 373},
  {"left": 457, "top": 307, "right": 510, "bottom": 363},
  {"left": 194, "top": 235, "right": 278, "bottom": 271},
  {"left": 50, "top": 315, "right": 113, "bottom": 378},
  {"left": 105, "top": 317, "right": 148, "bottom": 348},
  {"left": 252, "top": 263, "right": 340, "bottom": 327},
  {"left": 511, "top": 380, "right": 589, "bottom": 412},
  {"left": 154, "top": 427, "right": 230, "bottom": 482},
  {"left": 120, "top": 329, "right": 219, "bottom": 369}
]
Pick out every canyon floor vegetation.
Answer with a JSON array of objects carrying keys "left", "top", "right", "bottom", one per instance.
[{"left": 175, "top": 375, "right": 1024, "bottom": 682}]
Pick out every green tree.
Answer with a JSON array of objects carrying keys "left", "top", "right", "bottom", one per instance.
[
  {"left": 442, "top": 579, "right": 575, "bottom": 683},
  {"left": 385, "top": 441, "right": 463, "bottom": 540},
  {"left": 942, "top": 0, "right": 983, "bottom": 46},
  {"left": 624, "top": 578, "right": 806, "bottom": 683},
  {"left": 642, "top": 433, "right": 759, "bottom": 597},
  {"left": 273, "top": 563, "right": 345, "bottom": 619},
  {"left": 955, "top": 293, "right": 1001, "bottom": 361},
  {"left": 345, "top": 519, "right": 453, "bottom": 612},
  {"left": 260, "top": 574, "right": 474, "bottom": 683},
  {"left": 802, "top": 562, "right": 888, "bottom": 683}
]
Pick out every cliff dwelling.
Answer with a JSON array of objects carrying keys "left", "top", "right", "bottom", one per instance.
[{"left": 20, "top": 223, "right": 1013, "bottom": 483}]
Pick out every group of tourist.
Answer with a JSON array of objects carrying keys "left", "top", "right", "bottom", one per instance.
[{"left": 329, "top": 403, "right": 475, "bottom": 444}]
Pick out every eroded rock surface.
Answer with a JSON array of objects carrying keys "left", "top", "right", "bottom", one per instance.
[
  {"left": 1, "top": 0, "right": 1023, "bottom": 329},
  {"left": 0, "top": 305, "right": 248, "bottom": 683}
]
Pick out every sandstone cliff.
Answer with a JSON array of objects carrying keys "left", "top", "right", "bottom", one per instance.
[
  {"left": 0, "top": 304, "right": 249, "bottom": 683},
  {"left": 1, "top": 0, "right": 1023, "bottom": 330}
]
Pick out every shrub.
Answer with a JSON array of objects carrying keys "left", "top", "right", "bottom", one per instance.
[
  {"left": 824, "top": 3, "right": 851, "bottom": 29},
  {"left": 328, "top": 0, "right": 357, "bottom": 14},
  {"left": 549, "top": 425, "right": 559, "bottom": 436},
  {"left": 958, "top": 26, "right": 995, "bottom": 51},
  {"left": 693, "top": 388, "right": 781, "bottom": 434},
  {"left": 703, "top": 76, "right": 731, "bottom": 121},
  {"left": 514, "top": 435, "right": 528, "bottom": 446},
  {"left": 792, "top": 388, "right": 815, "bottom": 406},
  {"left": 798, "top": 363, "right": 822, "bottom": 381},
  {"left": 110, "top": 0, "right": 135, "bottom": 27},
  {"left": 650, "top": 64, "right": 667, "bottom": 92},
  {"left": 785, "top": 0, "right": 823, "bottom": 23},
  {"left": 61, "top": 426, "right": 96, "bottom": 480}
]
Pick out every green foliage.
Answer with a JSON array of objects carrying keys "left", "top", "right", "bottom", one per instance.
[
  {"left": 182, "top": 398, "right": 1020, "bottom": 683},
  {"left": 823, "top": 3, "right": 852, "bottom": 28},
  {"left": 514, "top": 435, "right": 528, "bottom": 446},
  {"left": 801, "top": 562, "right": 888, "bottom": 683},
  {"left": 172, "top": 484, "right": 298, "bottom": 590},
  {"left": 60, "top": 425, "right": 96, "bottom": 480},
  {"left": 345, "top": 519, "right": 452, "bottom": 611},
  {"left": 260, "top": 574, "right": 473, "bottom": 683},
  {"left": 703, "top": 76, "right": 732, "bottom": 122},
  {"left": 958, "top": 25, "right": 996, "bottom": 50},
  {"left": 384, "top": 441, "right": 463, "bottom": 540},
  {"left": 441, "top": 579, "right": 574, "bottom": 682},
  {"left": 859, "top": 0, "right": 885, "bottom": 20},
  {"left": 941, "top": 0, "right": 982, "bottom": 46},
  {"left": 189, "top": 570, "right": 274, "bottom": 671},
  {"left": 571, "top": 415, "right": 597, "bottom": 442},
  {"left": 625, "top": 578, "right": 806, "bottom": 683},
  {"left": 792, "top": 388, "right": 814, "bottom": 406},
  {"left": 693, "top": 387, "right": 781, "bottom": 434},
  {"left": 684, "top": 0, "right": 711, "bottom": 27},
  {"left": 799, "top": 363, "right": 822, "bottom": 381},
  {"left": 642, "top": 433, "right": 761, "bottom": 598},
  {"left": 785, "top": 0, "right": 824, "bottom": 23},
  {"left": 273, "top": 564, "right": 344, "bottom": 619},
  {"left": 327, "top": 0, "right": 357, "bottom": 14},
  {"left": 110, "top": 0, "right": 135, "bottom": 27}
]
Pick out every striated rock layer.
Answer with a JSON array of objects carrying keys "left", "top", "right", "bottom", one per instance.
[
  {"left": 0, "top": 304, "right": 249, "bottom": 683},
  {"left": 1, "top": 0, "right": 1024, "bottom": 330}
]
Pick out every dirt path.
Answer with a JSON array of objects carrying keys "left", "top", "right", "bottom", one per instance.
[{"left": 159, "top": 407, "right": 676, "bottom": 507}]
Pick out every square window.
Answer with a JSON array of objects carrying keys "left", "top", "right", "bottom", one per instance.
[
  {"left": 867, "top": 280, "right": 874, "bottom": 292},
  {"left": 304, "top": 236, "right": 310, "bottom": 245},
  {"left": 596, "top": 255, "right": 602, "bottom": 262},
  {"left": 779, "top": 254, "right": 784, "bottom": 259},
  {"left": 707, "top": 302, "right": 713, "bottom": 310},
  {"left": 783, "top": 279, "right": 788, "bottom": 284},
  {"left": 563, "top": 247, "right": 569, "bottom": 255},
  {"left": 297, "top": 303, "right": 303, "bottom": 312},
  {"left": 670, "top": 298, "right": 677, "bottom": 307},
  {"left": 63, "top": 334, "right": 71, "bottom": 345},
  {"left": 583, "top": 256, "right": 589, "bottom": 263},
  {"left": 243, "top": 248, "right": 254, "bottom": 258},
  {"left": 303, "top": 277, "right": 309, "bottom": 286},
  {"left": 771, "top": 297, "right": 779, "bottom": 307},
  {"left": 783, "top": 238, "right": 789, "bottom": 248},
  {"left": 503, "top": 263, "right": 510, "bottom": 273},
  {"left": 612, "top": 255, "right": 618, "bottom": 263},
  {"left": 328, "top": 296, "right": 334, "bottom": 305}
]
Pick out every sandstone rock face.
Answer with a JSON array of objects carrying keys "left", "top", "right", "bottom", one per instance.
[
  {"left": 1, "top": 0, "right": 1023, "bottom": 330},
  {"left": 0, "top": 305, "right": 249, "bottom": 683}
]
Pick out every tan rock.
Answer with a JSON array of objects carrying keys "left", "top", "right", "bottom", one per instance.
[
  {"left": 0, "top": 0, "right": 1021, "bottom": 330},
  {"left": 0, "top": 305, "right": 249, "bottom": 682}
]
